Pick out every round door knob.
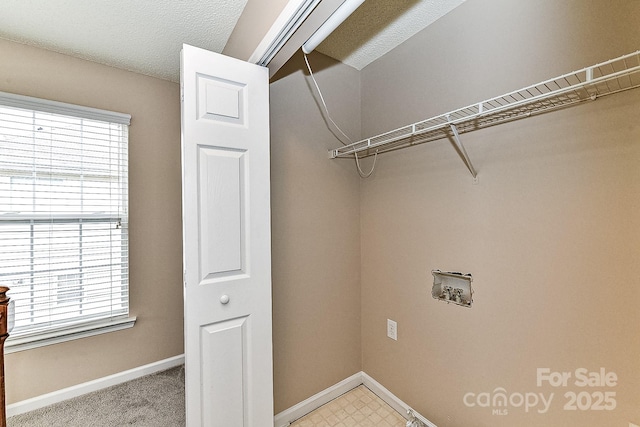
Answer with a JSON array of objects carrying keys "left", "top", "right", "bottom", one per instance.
[{"left": 220, "top": 295, "right": 230, "bottom": 305}]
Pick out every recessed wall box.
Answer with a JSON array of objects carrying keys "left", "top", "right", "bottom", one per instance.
[{"left": 431, "top": 270, "right": 473, "bottom": 308}]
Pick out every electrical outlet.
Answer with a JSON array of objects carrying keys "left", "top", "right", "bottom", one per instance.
[{"left": 387, "top": 319, "right": 397, "bottom": 341}]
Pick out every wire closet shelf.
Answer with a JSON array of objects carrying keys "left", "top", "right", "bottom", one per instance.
[{"left": 329, "top": 50, "right": 640, "bottom": 162}]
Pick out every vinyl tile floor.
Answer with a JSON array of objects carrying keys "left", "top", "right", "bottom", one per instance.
[{"left": 289, "top": 385, "right": 406, "bottom": 427}]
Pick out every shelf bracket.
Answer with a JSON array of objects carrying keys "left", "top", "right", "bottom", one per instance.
[{"left": 447, "top": 117, "right": 477, "bottom": 178}]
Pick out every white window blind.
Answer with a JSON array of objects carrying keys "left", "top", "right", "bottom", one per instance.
[{"left": 0, "top": 91, "right": 132, "bottom": 349}]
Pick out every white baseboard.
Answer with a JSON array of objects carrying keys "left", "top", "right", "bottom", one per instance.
[
  {"left": 6, "top": 354, "right": 185, "bottom": 418},
  {"left": 9, "top": 360, "right": 436, "bottom": 427},
  {"left": 274, "top": 372, "right": 363, "bottom": 427},
  {"left": 274, "top": 371, "right": 437, "bottom": 427},
  {"left": 362, "top": 372, "right": 437, "bottom": 427}
]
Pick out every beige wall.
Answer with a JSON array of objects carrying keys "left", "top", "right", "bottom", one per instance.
[
  {"left": 270, "top": 51, "right": 362, "bottom": 413},
  {"left": 0, "top": 31, "right": 363, "bottom": 415},
  {"left": 359, "top": 0, "right": 640, "bottom": 426},
  {"left": 3, "top": 2, "right": 639, "bottom": 424},
  {"left": 223, "top": 0, "right": 291, "bottom": 61},
  {"left": 0, "top": 39, "right": 184, "bottom": 403}
]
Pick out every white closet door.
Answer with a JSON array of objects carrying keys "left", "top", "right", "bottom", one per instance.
[{"left": 180, "top": 44, "right": 273, "bottom": 427}]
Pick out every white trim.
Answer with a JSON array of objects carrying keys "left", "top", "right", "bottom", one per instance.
[
  {"left": 248, "top": 0, "right": 321, "bottom": 66},
  {"left": 362, "top": 372, "right": 438, "bottom": 427},
  {"left": 7, "top": 364, "right": 437, "bottom": 425},
  {"left": 273, "top": 371, "right": 438, "bottom": 427},
  {"left": 274, "top": 372, "right": 363, "bottom": 427},
  {"left": 6, "top": 316, "right": 137, "bottom": 354},
  {"left": 6, "top": 354, "right": 184, "bottom": 418},
  {"left": 0, "top": 90, "right": 131, "bottom": 125}
]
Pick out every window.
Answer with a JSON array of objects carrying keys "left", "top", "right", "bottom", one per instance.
[{"left": 0, "top": 91, "right": 134, "bottom": 351}]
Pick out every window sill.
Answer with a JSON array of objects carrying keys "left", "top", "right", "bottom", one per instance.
[{"left": 5, "top": 316, "right": 137, "bottom": 354}]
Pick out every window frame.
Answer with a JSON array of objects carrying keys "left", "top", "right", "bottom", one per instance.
[{"left": 0, "top": 91, "right": 135, "bottom": 353}]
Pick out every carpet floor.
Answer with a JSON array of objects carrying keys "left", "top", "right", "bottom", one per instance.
[
  {"left": 7, "top": 368, "right": 407, "bottom": 427},
  {"left": 7, "top": 365, "right": 185, "bottom": 427}
]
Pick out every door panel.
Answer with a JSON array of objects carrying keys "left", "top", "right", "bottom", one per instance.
[
  {"left": 181, "top": 44, "right": 273, "bottom": 427},
  {"left": 200, "top": 317, "right": 248, "bottom": 427},
  {"left": 197, "top": 74, "right": 246, "bottom": 125},
  {"left": 198, "top": 146, "right": 246, "bottom": 279}
]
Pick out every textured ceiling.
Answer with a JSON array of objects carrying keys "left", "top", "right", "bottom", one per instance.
[
  {"left": 318, "top": 0, "right": 465, "bottom": 70},
  {"left": 0, "top": 0, "right": 248, "bottom": 82},
  {"left": 0, "top": 0, "right": 465, "bottom": 81}
]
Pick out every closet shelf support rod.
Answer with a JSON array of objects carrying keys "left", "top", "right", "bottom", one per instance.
[
  {"left": 447, "top": 117, "right": 477, "bottom": 178},
  {"left": 330, "top": 50, "right": 640, "bottom": 160}
]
